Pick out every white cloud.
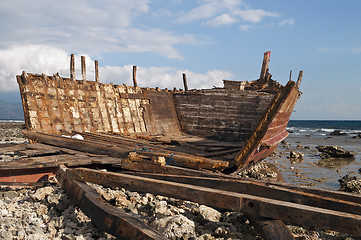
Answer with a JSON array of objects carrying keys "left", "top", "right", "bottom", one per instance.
[
  {"left": 238, "top": 24, "right": 252, "bottom": 31},
  {"left": 318, "top": 47, "right": 328, "bottom": 52},
  {"left": 205, "top": 14, "right": 239, "bottom": 27},
  {"left": 0, "top": 45, "right": 234, "bottom": 92},
  {"left": 175, "top": 0, "right": 242, "bottom": 23},
  {"left": 0, "top": 0, "right": 210, "bottom": 59},
  {"left": 279, "top": 19, "right": 294, "bottom": 26},
  {"left": 100, "top": 66, "right": 234, "bottom": 90},
  {"left": 351, "top": 46, "right": 361, "bottom": 54},
  {"left": 175, "top": 0, "right": 279, "bottom": 30},
  {"left": 233, "top": 9, "right": 279, "bottom": 23}
]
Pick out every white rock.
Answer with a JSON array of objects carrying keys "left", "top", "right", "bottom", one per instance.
[
  {"left": 199, "top": 205, "right": 221, "bottom": 222},
  {"left": 150, "top": 215, "right": 195, "bottom": 240},
  {"left": 32, "top": 187, "right": 54, "bottom": 201}
]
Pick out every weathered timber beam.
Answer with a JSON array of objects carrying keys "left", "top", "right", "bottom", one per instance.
[
  {"left": 81, "top": 56, "right": 86, "bottom": 82},
  {"left": 259, "top": 51, "right": 271, "bottom": 80},
  {"left": 56, "top": 166, "right": 167, "bottom": 240},
  {"left": 133, "top": 65, "right": 137, "bottom": 87},
  {"left": 23, "top": 131, "right": 229, "bottom": 171},
  {"left": 128, "top": 173, "right": 361, "bottom": 215},
  {"left": 95, "top": 60, "right": 99, "bottom": 82},
  {"left": 296, "top": 70, "right": 303, "bottom": 88},
  {"left": 117, "top": 161, "right": 232, "bottom": 178},
  {"left": 182, "top": 73, "right": 188, "bottom": 91},
  {"left": 69, "top": 168, "right": 361, "bottom": 236},
  {"left": 0, "top": 144, "right": 28, "bottom": 154},
  {"left": 70, "top": 54, "right": 75, "bottom": 81}
]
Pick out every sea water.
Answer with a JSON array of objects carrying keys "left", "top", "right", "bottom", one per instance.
[{"left": 265, "top": 120, "right": 361, "bottom": 190}]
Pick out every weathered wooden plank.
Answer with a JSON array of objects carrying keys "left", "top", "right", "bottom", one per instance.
[
  {"left": 57, "top": 166, "right": 167, "bottom": 240},
  {"left": 68, "top": 168, "right": 361, "bottom": 236},
  {"left": 128, "top": 173, "right": 361, "bottom": 215}
]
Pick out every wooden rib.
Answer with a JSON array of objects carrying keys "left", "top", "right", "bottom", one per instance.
[{"left": 56, "top": 166, "right": 167, "bottom": 240}]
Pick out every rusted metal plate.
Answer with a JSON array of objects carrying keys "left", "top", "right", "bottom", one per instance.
[{"left": 0, "top": 167, "right": 56, "bottom": 183}]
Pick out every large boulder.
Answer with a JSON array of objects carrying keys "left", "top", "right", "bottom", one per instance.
[
  {"left": 338, "top": 175, "right": 361, "bottom": 194},
  {"left": 316, "top": 145, "right": 356, "bottom": 158}
]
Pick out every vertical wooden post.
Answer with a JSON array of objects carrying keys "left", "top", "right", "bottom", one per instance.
[
  {"left": 296, "top": 70, "right": 303, "bottom": 88},
  {"left": 259, "top": 51, "right": 271, "bottom": 80},
  {"left": 182, "top": 73, "right": 188, "bottom": 92},
  {"left": 70, "top": 54, "right": 75, "bottom": 81},
  {"left": 81, "top": 56, "right": 86, "bottom": 82},
  {"left": 289, "top": 70, "right": 292, "bottom": 81},
  {"left": 95, "top": 60, "right": 99, "bottom": 83},
  {"left": 132, "top": 65, "right": 137, "bottom": 87}
]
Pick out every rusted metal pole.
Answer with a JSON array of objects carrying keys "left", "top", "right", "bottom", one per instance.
[
  {"left": 95, "top": 60, "right": 99, "bottom": 83},
  {"left": 296, "top": 70, "right": 303, "bottom": 88},
  {"left": 132, "top": 66, "right": 137, "bottom": 87},
  {"left": 182, "top": 73, "right": 188, "bottom": 92},
  {"left": 259, "top": 51, "right": 271, "bottom": 80},
  {"left": 81, "top": 56, "right": 86, "bottom": 82},
  {"left": 70, "top": 54, "right": 75, "bottom": 81}
]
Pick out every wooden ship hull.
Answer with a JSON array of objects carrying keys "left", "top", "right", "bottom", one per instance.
[
  {"left": 4, "top": 52, "right": 361, "bottom": 238},
  {"left": 17, "top": 51, "right": 302, "bottom": 174}
]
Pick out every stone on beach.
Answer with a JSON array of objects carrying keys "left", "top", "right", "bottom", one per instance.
[
  {"left": 338, "top": 175, "right": 361, "bottom": 194},
  {"left": 316, "top": 145, "right": 356, "bottom": 158},
  {"left": 288, "top": 151, "right": 304, "bottom": 159},
  {"left": 329, "top": 130, "right": 347, "bottom": 136},
  {"left": 199, "top": 205, "right": 221, "bottom": 222},
  {"left": 150, "top": 215, "right": 196, "bottom": 240}
]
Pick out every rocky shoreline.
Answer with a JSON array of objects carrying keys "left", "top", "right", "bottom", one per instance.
[{"left": 1, "top": 121, "right": 361, "bottom": 239}]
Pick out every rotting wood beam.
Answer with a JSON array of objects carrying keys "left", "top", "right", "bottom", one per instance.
[
  {"left": 23, "top": 130, "right": 229, "bottom": 171},
  {"left": 68, "top": 168, "right": 361, "bottom": 236},
  {"left": 56, "top": 166, "right": 167, "bottom": 240},
  {"left": 127, "top": 172, "right": 361, "bottom": 215}
]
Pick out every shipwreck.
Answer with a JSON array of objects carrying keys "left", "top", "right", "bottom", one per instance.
[
  {"left": 3, "top": 52, "right": 361, "bottom": 239},
  {"left": 17, "top": 51, "right": 302, "bottom": 174}
]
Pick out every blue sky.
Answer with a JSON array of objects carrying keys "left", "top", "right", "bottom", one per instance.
[{"left": 0, "top": 0, "right": 360, "bottom": 120}]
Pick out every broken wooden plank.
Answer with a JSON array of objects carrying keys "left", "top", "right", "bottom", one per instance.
[
  {"left": 56, "top": 166, "right": 167, "bottom": 240},
  {"left": 68, "top": 168, "right": 361, "bottom": 236}
]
